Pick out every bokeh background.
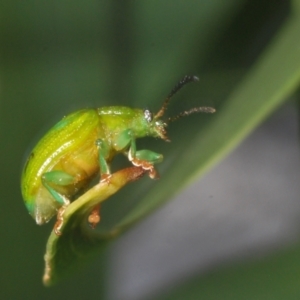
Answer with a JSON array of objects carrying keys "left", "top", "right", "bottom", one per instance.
[{"left": 1, "top": 1, "right": 300, "bottom": 299}]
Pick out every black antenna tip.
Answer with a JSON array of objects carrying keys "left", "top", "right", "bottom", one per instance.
[{"left": 180, "top": 75, "right": 199, "bottom": 84}]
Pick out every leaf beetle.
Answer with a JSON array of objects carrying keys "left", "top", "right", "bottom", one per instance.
[{"left": 21, "top": 75, "right": 215, "bottom": 232}]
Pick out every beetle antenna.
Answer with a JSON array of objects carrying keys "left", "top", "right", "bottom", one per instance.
[
  {"left": 167, "top": 106, "right": 216, "bottom": 123},
  {"left": 154, "top": 75, "right": 199, "bottom": 119}
]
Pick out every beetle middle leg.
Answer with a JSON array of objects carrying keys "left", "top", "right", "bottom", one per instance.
[{"left": 96, "top": 139, "right": 111, "bottom": 183}]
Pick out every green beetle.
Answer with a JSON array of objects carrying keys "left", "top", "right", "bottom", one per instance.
[{"left": 21, "top": 75, "right": 215, "bottom": 229}]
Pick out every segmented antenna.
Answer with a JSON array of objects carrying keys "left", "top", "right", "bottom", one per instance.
[
  {"left": 168, "top": 106, "right": 216, "bottom": 123},
  {"left": 154, "top": 75, "right": 199, "bottom": 119}
]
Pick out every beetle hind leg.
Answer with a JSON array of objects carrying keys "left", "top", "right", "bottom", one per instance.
[
  {"left": 42, "top": 170, "right": 76, "bottom": 205},
  {"left": 42, "top": 170, "right": 77, "bottom": 235}
]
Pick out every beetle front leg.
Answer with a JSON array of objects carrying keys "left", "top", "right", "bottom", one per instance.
[
  {"left": 116, "top": 129, "right": 163, "bottom": 179},
  {"left": 130, "top": 149, "right": 163, "bottom": 179}
]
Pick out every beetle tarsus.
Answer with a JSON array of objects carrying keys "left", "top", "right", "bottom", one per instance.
[
  {"left": 88, "top": 204, "right": 101, "bottom": 229},
  {"left": 54, "top": 206, "right": 67, "bottom": 236},
  {"left": 100, "top": 173, "right": 112, "bottom": 184},
  {"left": 149, "top": 167, "right": 160, "bottom": 179},
  {"left": 131, "top": 158, "right": 160, "bottom": 179}
]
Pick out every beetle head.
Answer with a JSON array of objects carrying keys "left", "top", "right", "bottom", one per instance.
[
  {"left": 144, "top": 109, "right": 169, "bottom": 141},
  {"left": 150, "top": 75, "right": 215, "bottom": 141}
]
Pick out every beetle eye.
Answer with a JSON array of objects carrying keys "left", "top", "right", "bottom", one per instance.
[{"left": 144, "top": 109, "right": 153, "bottom": 122}]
